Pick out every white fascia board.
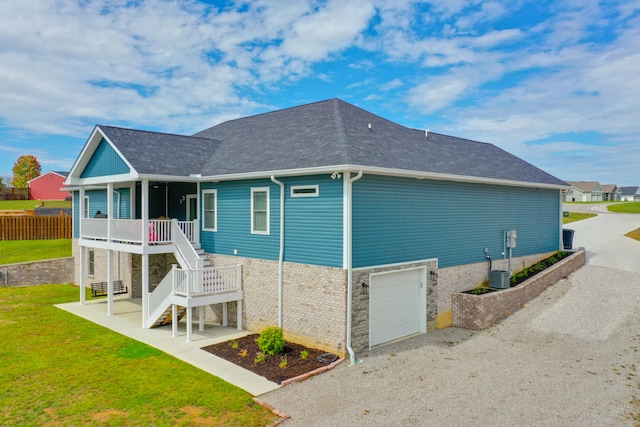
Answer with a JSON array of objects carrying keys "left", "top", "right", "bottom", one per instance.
[
  {"left": 200, "top": 164, "right": 569, "bottom": 190},
  {"left": 64, "top": 126, "right": 139, "bottom": 186},
  {"left": 199, "top": 165, "right": 352, "bottom": 181},
  {"left": 356, "top": 165, "right": 570, "bottom": 190},
  {"left": 66, "top": 173, "right": 137, "bottom": 186}
]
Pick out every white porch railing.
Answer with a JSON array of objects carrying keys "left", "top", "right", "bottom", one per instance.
[
  {"left": 146, "top": 264, "right": 243, "bottom": 329},
  {"left": 81, "top": 218, "right": 196, "bottom": 246},
  {"left": 173, "top": 265, "right": 242, "bottom": 297},
  {"left": 177, "top": 220, "right": 199, "bottom": 244}
]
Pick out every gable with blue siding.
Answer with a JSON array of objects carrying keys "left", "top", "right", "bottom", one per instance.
[
  {"left": 81, "top": 138, "right": 130, "bottom": 178},
  {"left": 200, "top": 175, "right": 343, "bottom": 267},
  {"left": 352, "top": 175, "right": 561, "bottom": 269}
]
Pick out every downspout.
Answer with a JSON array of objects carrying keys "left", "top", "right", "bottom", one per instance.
[
  {"left": 346, "top": 171, "right": 363, "bottom": 365},
  {"left": 271, "top": 175, "right": 285, "bottom": 328}
]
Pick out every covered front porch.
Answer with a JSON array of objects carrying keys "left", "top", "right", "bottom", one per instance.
[{"left": 75, "top": 179, "right": 244, "bottom": 341}]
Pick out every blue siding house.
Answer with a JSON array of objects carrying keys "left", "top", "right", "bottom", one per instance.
[{"left": 65, "top": 98, "right": 567, "bottom": 360}]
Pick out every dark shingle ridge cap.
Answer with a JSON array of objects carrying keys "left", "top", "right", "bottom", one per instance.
[{"left": 98, "top": 124, "right": 217, "bottom": 142}]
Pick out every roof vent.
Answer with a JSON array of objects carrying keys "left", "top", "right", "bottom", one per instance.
[
  {"left": 368, "top": 123, "right": 372, "bottom": 130},
  {"left": 425, "top": 129, "right": 429, "bottom": 138}
]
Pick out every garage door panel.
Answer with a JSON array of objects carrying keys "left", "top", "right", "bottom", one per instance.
[{"left": 370, "top": 268, "right": 424, "bottom": 347}]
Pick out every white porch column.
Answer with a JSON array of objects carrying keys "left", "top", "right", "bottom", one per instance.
[
  {"left": 236, "top": 264, "right": 243, "bottom": 330},
  {"left": 142, "top": 254, "right": 149, "bottom": 328},
  {"left": 79, "top": 186, "right": 86, "bottom": 305},
  {"left": 172, "top": 304, "right": 178, "bottom": 338},
  {"left": 186, "top": 307, "right": 193, "bottom": 342},
  {"left": 107, "top": 249, "right": 113, "bottom": 316},
  {"left": 222, "top": 302, "right": 228, "bottom": 326},
  {"left": 79, "top": 246, "right": 86, "bottom": 305},
  {"left": 198, "top": 306, "right": 204, "bottom": 332},
  {"left": 236, "top": 300, "right": 242, "bottom": 331},
  {"left": 142, "top": 179, "right": 149, "bottom": 246}
]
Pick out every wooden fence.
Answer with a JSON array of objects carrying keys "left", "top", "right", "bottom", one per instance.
[
  {"left": 0, "top": 216, "right": 72, "bottom": 240},
  {"left": 0, "top": 188, "right": 29, "bottom": 200}
]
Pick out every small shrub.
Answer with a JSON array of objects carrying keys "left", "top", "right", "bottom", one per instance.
[
  {"left": 238, "top": 349, "right": 248, "bottom": 357},
  {"left": 470, "top": 287, "right": 491, "bottom": 295},
  {"left": 257, "top": 327, "right": 286, "bottom": 356},
  {"left": 254, "top": 352, "right": 265, "bottom": 364},
  {"left": 230, "top": 340, "right": 238, "bottom": 349},
  {"left": 300, "top": 350, "right": 309, "bottom": 360},
  {"left": 279, "top": 355, "right": 288, "bottom": 369}
]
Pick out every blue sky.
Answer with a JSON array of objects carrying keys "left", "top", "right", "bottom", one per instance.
[{"left": 1, "top": 0, "right": 639, "bottom": 185}]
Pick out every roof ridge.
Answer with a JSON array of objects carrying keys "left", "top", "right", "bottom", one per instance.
[
  {"left": 98, "top": 125, "right": 216, "bottom": 141},
  {"left": 331, "top": 99, "right": 351, "bottom": 163}
]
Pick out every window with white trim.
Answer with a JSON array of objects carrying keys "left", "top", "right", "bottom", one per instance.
[
  {"left": 291, "top": 185, "right": 319, "bottom": 198},
  {"left": 251, "top": 187, "right": 269, "bottom": 234},
  {"left": 202, "top": 189, "right": 217, "bottom": 231},
  {"left": 83, "top": 196, "right": 90, "bottom": 219}
]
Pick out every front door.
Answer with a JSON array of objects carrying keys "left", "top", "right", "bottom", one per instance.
[{"left": 186, "top": 195, "right": 198, "bottom": 221}]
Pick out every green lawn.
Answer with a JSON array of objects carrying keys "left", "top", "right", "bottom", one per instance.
[
  {"left": 562, "top": 212, "right": 597, "bottom": 224},
  {"left": 0, "top": 200, "right": 72, "bottom": 210},
  {"left": 607, "top": 202, "right": 640, "bottom": 213},
  {"left": 0, "top": 239, "right": 72, "bottom": 264},
  {"left": 0, "top": 285, "right": 277, "bottom": 426}
]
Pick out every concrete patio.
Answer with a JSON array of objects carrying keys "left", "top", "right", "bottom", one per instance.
[{"left": 56, "top": 297, "right": 280, "bottom": 396}]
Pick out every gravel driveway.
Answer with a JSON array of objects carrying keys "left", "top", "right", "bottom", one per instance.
[{"left": 261, "top": 213, "right": 640, "bottom": 426}]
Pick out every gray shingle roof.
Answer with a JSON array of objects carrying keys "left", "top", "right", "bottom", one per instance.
[
  {"left": 95, "top": 99, "right": 566, "bottom": 187},
  {"left": 98, "top": 126, "right": 219, "bottom": 176},
  {"left": 195, "top": 98, "right": 566, "bottom": 186}
]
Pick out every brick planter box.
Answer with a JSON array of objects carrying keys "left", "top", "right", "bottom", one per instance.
[{"left": 452, "top": 248, "right": 586, "bottom": 330}]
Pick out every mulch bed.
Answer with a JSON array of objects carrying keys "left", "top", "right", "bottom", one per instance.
[{"left": 202, "top": 334, "right": 334, "bottom": 384}]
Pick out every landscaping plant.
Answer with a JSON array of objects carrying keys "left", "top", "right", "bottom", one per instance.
[{"left": 257, "top": 326, "right": 286, "bottom": 356}]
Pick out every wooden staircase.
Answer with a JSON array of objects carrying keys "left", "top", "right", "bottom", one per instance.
[{"left": 150, "top": 305, "right": 187, "bottom": 328}]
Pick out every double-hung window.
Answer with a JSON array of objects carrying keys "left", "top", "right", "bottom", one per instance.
[
  {"left": 202, "top": 189, "right": 217, "bottom": 231},
  {"left": 251, "top": 187, "right": 269, "bottom": 234}
]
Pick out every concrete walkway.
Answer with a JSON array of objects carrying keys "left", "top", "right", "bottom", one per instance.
[{"left": 56, "top": 298, "right": 280, "bottom": 396}]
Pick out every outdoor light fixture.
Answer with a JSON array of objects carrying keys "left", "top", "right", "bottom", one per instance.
[
  {"left": 430, "top": 270, "right": 438, "bottom": 280},
  {"left": 361, "top": 282, "right": 369, "bottom": 295}
]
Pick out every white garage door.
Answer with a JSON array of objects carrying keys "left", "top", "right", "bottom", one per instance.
[{"left": 369, "top": 268, "right": 426, "bottom": 347}]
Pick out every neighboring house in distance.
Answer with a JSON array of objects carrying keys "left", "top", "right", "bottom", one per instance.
[
  {"left": 564, "top": 181, "right": 605, "bottom": 202},
  {"left": 601, "top": 184, "right": 622, "bottom": 201},
  {"left": 28, "top": 171, "right": 71, "bottom": 200},
  {"left": 620, "top": 186, "right": 640, "bottom": 201},
  {"left": 64, "top": 98, "right": 568, "bottom": 360}
]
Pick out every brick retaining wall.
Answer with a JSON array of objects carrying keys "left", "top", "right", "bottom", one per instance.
[
  {"left": 452, "top": 248, "right": 586, "bottom": 330},
  {"left": 0, "top": 257, "right": 74, "bottom": 287}
]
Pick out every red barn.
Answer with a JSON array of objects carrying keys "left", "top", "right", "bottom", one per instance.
[{"left": 28, "top": 171, "right": 70, "bottom": 200}]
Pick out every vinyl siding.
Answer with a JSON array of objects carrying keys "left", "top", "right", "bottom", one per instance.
[
  {"left": 81, "top": 138, "right": 130, "bottom": 178},
  {"left": 200, "top": 175, "right": 343, "bottom": 267},
  {"left": 353, "top": 175, "right": 561, "bottom": 269},
  {"left": 72, "top": 187, "right": 132, "bottom": 237}
]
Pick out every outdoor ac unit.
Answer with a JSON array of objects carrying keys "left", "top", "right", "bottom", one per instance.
[{"left": 490, "top": 270, "right": 510, "bottom": 289}]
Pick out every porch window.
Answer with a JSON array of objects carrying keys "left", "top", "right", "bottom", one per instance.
[
  {"left": 88, "top": 249, "right": 95, "bottom": 276},
  {"left": 251, "top": 187, "right": 269, "bottom": 235},
  {"left": 202, "top": 189, "right": 217, "bottom": 231},
  {"left": 83, "top": 196, "right": 90, "bottom": 219}
]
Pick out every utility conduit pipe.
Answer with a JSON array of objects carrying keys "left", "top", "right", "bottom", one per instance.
[{"left": 271, "top": 175, "right": 285, "bottom": 328}]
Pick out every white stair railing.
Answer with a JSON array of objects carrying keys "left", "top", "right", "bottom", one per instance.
[{"left": 171, "top": 219, "right": 203, "bottom": 270}]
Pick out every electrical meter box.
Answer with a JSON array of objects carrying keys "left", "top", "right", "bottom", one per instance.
[{"left": 490, "top": 270, "right": 510, "bottom": 289}]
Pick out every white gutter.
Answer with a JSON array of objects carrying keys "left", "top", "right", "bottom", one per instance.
[
  {"left": 271, "top": 175, "right": 285, "bottom": 328},
  {"left": 346, "top": 170, "right": 363, "bottom": 365}
]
